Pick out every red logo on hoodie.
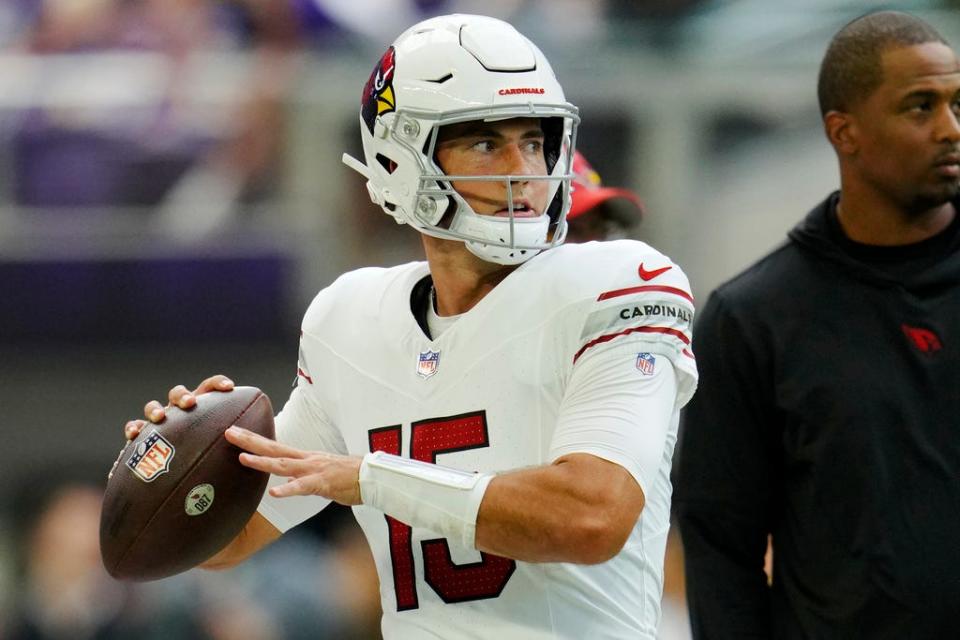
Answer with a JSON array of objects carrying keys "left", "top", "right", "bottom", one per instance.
[{"left": 901, "top": 324, "right": 942, "bottom": 353}]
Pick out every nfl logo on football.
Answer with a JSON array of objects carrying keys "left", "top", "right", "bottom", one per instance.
[
  {"left": 636, "top": 352, "right": 656, "bottom": 376},
  {"left": 126, "top": 430, "right": 176, "bottom": 482},
  {"left": 417, "top": 350, "right": 440, "bottom": 379}
]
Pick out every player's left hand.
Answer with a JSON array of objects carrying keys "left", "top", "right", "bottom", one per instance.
[{"left": 225, "top": 426, "right": 363, "bottom": 506}]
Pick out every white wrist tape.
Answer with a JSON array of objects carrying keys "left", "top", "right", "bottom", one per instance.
[{"left": 359, "top": 451, "right": 493, "bottom": 550}]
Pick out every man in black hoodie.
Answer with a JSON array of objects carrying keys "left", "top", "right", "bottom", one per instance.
[{"left": 674, "top": 11, "right": 960, "bottom": 640}]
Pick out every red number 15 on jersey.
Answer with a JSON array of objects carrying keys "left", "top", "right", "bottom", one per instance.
[{"left": 368, "top": 410, "right": 516, "bottom": 611}]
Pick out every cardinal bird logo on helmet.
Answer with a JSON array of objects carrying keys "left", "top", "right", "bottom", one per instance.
[{"left": 362, "top": 46, "right": 397, "bottom": 134}]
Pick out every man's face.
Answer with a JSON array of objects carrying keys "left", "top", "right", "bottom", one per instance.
[
  {"left": 850, "top": 42, "right": 960, "bottom": 212},
  {"left": 434, "top": 117, "right": 551, "bottom": 218}
]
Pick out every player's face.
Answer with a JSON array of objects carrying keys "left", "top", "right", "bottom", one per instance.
[
  {"left": 851, "top": 42, "right": 960, "bottom": 212},
  {"left": 435, "top": 118, "right": 551, "bottom": 218}
]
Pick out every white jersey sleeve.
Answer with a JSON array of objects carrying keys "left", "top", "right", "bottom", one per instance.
[
  {"left": 546, "top": 240, "right": 698, "bottom": 496},
  {"left": 570, "top": 243, "right": 697, "bottom": 407},
  {"left": 551, "top": 340, "right": 678, "bottom": 497},
  {"left": 256, "top": 295, "right": 351, "bottom": 532},
  {"left": 256, "top": 382, "right": 345, "bottom": 532}
]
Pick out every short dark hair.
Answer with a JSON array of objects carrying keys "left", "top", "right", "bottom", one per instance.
[{"left": 817, "top": 11, "right": 949, "bottom": 116}]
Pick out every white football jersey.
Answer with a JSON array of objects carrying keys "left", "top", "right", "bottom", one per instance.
[{"left": 258, "top": 240, "right": 698, "bottom": 639}]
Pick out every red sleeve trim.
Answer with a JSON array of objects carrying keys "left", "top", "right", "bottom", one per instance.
[
  {"left": 298, "top": 368, "right": 314, "bottom": 384},
  {"left": 597, "top": 284, "right": 695, "bottom": 305},
  {"left": 573, "top": 326, "right": 691, "bottom": 363}
]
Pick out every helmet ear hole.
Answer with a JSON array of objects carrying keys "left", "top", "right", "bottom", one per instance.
[
  {"left": 432, "top": 196, "right": 458, "bottom": 230},
  {"left": 376, "top": 154, "right": 398, "bottom": 174}
]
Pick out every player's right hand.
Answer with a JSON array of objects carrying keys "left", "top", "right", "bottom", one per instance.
[{"left": 123, "top": 375, "right": 235, "bottom": 441}]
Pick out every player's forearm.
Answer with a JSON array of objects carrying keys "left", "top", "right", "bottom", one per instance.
[
  {"left": 200, "top": 511, "right": 282, "bottom": 570},
  {"left": 475, "top": 453, "right": 644, "bottom": 564},
  {"left": 358, "top": 450, "right": 643, "bottom": 564}
]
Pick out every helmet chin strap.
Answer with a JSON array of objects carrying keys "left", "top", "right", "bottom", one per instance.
[
  {"left": 452, "top": 212, "right": 551, "bottom": 265},
  {"left": 465, "top": 240, "right": 542, "bottom": 266}
]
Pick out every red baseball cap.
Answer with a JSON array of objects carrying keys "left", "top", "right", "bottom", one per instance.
[{"left": 567, "top": 151, "right": 644, "bottom": 221}]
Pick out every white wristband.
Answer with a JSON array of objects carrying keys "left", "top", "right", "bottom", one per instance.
[{"left": 359, "top": 451, "right": 493, "bottom": 550}]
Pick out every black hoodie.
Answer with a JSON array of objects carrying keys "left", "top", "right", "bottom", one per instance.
[{"left": 674, "top": 192, "right": 960, "bottom": 640}]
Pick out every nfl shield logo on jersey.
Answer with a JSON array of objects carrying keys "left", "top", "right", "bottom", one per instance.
[
  {"left": 417, "top": 350, "right": 440, "bottom": 379},
  {"left": 636, "top": 352, "right": 656, "bottom": 376},
  {"left": 126, "top": 430, "right": 176, "bottom": 482}
]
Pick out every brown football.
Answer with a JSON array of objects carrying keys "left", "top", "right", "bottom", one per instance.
[{"left": 100, "top": 386, "right": 274, "bottom": 581}]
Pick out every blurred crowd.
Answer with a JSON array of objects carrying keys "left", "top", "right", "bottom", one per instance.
[
  {"left": 0, "top": 475, "right": 689, "bottom": 640},
  {"left": 0, "top": 0, "right": 300, "bottom": 229},
  {"left": 0, "top": 0, "right": 709, "bottom": 223},
  {"left": 0, "top": 471, "right": 382, "bottom": 640}
]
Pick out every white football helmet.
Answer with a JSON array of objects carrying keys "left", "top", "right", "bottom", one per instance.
[{"left": 342, "top": 14, "right": 580, "bottom": 265}]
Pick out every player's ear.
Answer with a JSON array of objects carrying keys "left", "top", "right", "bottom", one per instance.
[{"left": 824, "top": 110, "right": 858, "bottom": 155}]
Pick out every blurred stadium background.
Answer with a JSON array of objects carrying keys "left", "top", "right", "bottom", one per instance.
[{"left": 0, "top": 1, "right": 957, "bottom": 638}]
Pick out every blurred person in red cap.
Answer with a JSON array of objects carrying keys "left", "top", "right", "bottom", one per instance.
[{"left": 566, "top": 151, "right": 644, "bottom": 242}]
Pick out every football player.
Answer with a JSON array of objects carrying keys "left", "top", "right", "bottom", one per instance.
[{"left": 125, "top": 14, "right": 697, "bottom": 639}]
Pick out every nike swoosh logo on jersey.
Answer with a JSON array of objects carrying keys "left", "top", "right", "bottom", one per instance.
[{"left": 638, "top": 263, "right": 672, "bottom": 281}]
